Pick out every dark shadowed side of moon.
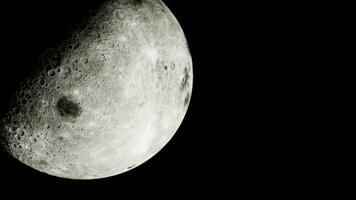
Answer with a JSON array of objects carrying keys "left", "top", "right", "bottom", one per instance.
[{"left": 0, "top": 0, "right": 192, "bottom": 179}]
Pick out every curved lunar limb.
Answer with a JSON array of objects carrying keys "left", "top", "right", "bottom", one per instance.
[{"left": 0, "top": 0, "right": 192, "bottom": 179}]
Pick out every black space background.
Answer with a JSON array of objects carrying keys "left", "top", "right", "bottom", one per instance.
[{"left": 0, "top": 0, "right": 238, "bottom": 196}]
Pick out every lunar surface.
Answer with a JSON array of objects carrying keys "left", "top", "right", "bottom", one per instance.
[{"left": 0, "top": 0, "right": 192, "bottom": 179}]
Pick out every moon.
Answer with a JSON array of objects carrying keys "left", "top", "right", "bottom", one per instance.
[{"left": 0, "top": 0, "right": 192, "bottom": 179}]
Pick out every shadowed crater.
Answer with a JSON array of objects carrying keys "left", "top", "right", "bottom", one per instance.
[
  {"left": 56, "top": 96, "right": 82, "bottom": 118},
  {"left": 127, "top": 164, "right": 136, "bottom": 170},
  {"left": 181, "top": 67, "right": 190, "bottom": 90},
  {"left": 184, "top": 92, "right": 191, "bottom": 107}
]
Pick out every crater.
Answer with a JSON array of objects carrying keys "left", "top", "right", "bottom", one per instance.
[
  {"left": 56, "top": 96, "right": 82, "bottom": 118},
  {"left": 184, "top": 92, "right": 191, "bottom": 107},
  {"left": 180, "top": 67, "right": 190, "bottom": 90},
  {"left": 39, "top": 160, "right": 48, "bottom": 166},
  {"left": 127, "top": 164, "right": 136, "bottom": 170}
]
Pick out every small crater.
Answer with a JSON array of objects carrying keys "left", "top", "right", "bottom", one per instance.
[
  {"left": 20, "top": 131, "right": 25, "bottom": 136},
  {"left": 127, "top": 164, "right": 136, "bottom": 170},
  {"left": 114, "top": 10, "right": 125, "bottom": 20},
  {"left": 56, "top": 96, "right": 82, "bottom": 118},
  {"left": 73, "top": 43, "right": 79, "bottom": 50},
  {"left": 39, "top": 160, "right": 48, "bottom": 166},
  {"left": 82, "top": 57, "right": 89, "bottom": 64},
  {"left": 39, "top": 78, "right": 45, "bottom": 85},
  {"left": 60, "top": 65, "right": 71, "bottom": 76},
  {"left": 13, "top": 107, "right": 20, "bottom": 114},
  {"left": 48, "top": 70, "right": 56, "bottom": 77}
]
